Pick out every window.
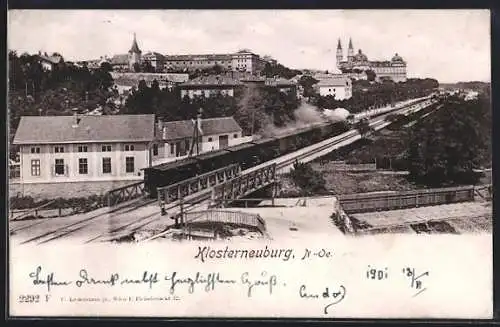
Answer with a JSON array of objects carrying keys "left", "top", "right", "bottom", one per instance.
[
  {"left": 78, "top": 158, "right": 88, "bottom": 174},
  {"left": 124, "top": 144, "right": 135, "bottom": 151},
  {"left": 54, "top": 146, "right": 64, "bottom": 153},
  {"left": 30, "top": 147, "right": 40, "bottom": 154},
  {"left": 125, "top": 157, "right": 135, "bottom": 173},
  {"left": 153, "top": 144, "right": 158, "bottom": 156},
  {"left": 102, "top": 157, "right": 112, "bottom": 174},
  {"left": 55, "top": 159, "right": 65, "bottom": 176},
  {"left": 78, "top": 145, "right": 88, "bottom": 152},
  {"left": 234, "top": 134, "right": 238, "bottom": 138},
  {"left": 208, "top": 137, "right": 213, "bottom": 142},
  {"left": 170, "top": 143, "right": 174, "bottom": 155},
  {"left": 101, "top": 145, "right": 112, "bottom": 152},
  {"left": 31, "top": 159, "right": 40, "bottom": 176}
]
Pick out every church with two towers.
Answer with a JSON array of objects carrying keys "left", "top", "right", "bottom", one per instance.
[{"left": 336, "top": 37, "right": 407, "bottom": 82}]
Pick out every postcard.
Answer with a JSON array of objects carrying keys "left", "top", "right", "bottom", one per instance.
[{"left": 8, "top": 9, "right": 492, "bottom": 319}]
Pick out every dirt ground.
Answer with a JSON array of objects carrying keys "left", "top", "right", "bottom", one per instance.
[{"left": 278, "top": 170, "right": 417, "bottom": 196}]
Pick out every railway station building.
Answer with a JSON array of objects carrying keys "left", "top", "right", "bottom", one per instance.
[
  {"left": 153, "top": 116, "right": 251, "bottom": 165},
  {"left": 13, "top": 114, "right": 156, "bottom": 185}
]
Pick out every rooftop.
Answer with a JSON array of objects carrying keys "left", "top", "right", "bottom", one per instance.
[
  {"left": 110, "top": 54, "right": 129, "bottom": 65},
  {"left": 165, "top": 54, "right": 232, "bottom": 61},
  {"left": 38, "top": 54, "right": 63, "bottom": 65},
  {"left": 316, "top": 77, "right": 350, "bottom": 87},
  {"left": 159, "top": 117, "right": 242, "bottom": 140},
  {"left": 13, "top": 114, "right": 155, "bottom": 145}
]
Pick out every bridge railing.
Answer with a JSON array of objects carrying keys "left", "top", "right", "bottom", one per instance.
[
  {"left": 211, "top": 164, "right": 277, "bottom": 206},
  {"left": 157, "top": 163, "right": 241, "bottom": 207},
  {"left": 184, "top": 210, "right": 266, "bottom": 234},
  {"left": 338, "top": 185, "right": 476, "bottom": 214},
  {"left": 106, "top": 181, "right": 146, "bottom": 207}
]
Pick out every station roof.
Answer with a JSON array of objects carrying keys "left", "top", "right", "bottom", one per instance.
[{"left": 14, "top": 114, "right": 155, "bottom": 145}]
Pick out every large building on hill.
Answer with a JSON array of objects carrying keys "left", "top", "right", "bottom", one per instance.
[
  {"left": 336, "top": 38, "right": 407, "bottom": 82},
  {"left": 101, "top": 34, "right": 268, "bottom": 74}
]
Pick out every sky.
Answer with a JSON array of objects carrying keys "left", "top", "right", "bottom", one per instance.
[{"left": 8, "top": 9, "right": 491, "bottom": 83}]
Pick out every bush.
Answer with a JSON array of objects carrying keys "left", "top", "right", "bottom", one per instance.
[
  {"left": 289, "top": 161, "right": 326, "bottom": 196},
  {"left": 9, "top": 194, "right": 106, "bottom": 211}
]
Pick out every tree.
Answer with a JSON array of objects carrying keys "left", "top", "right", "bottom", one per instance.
[
  {"left": 289, "top": 161, "right": 326, "bottom": 196},
  {"left": 365, "top": 69, "right": 376, "bottom": 82},
  {"left": 100, "top": 61, "right": 113, "bottom": 72},
  {"left": 406, "top": 96, "right": 489, "bottom": 187},
  {"left": 299, "top": 75, "right": 319, "bottom": 98},
  {"left": 133, "top": 62, "right": 141, "bottom": 73}
]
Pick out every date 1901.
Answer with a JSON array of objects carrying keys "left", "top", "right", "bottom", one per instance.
[{"left": 18, "top": 294, "right": 50, "bottom": 303}]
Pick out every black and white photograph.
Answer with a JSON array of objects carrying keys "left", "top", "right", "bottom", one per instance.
[{"left": 7, "top": 9, "right": 493, "bottom": 318}]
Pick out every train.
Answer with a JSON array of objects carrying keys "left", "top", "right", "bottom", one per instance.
[
  {"left": 144, "top": 97, "right": 431, "bottom": 198},
  {"left": 144, "top": 118, "right": 350, "bottom": 197}
]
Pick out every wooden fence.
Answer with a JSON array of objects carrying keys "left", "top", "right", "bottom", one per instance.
[
  {"left": 184, "top": 210, "right": 266, "bottom": 235},
  {"left": 338, "top": 185, "right": 477, "bottom": 214},
  {"left": 9, "top": 200, "right": 64, "bottom": 221}
]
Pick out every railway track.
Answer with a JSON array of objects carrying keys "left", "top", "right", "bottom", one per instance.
[
  {"left": 14, "top": 97, "right": 437, "bottom": 245},
  {"left": 16, "top": 197, "right": 156, "bottom": 245}
]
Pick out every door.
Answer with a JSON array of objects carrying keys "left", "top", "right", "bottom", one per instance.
[{"left": 219, "top": 135, "right": 229, "bottom": 149}]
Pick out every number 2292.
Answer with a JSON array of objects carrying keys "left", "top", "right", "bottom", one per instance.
[{"left": 18, "top": 295, "right": 40, "bottom": 303}]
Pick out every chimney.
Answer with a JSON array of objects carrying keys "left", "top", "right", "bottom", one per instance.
[
  {"left": 157, "top": 120, "right": 163, "bottom": 137},
  {"left": 72, "top": 108, "right": 80, "bottom": 128}
]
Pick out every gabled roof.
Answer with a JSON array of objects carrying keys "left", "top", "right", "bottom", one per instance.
[
  {"left": 316, "top": 77, "right": 350, "bottom": 87},
  {"left": 159, "top": 117, "right": 242, "bottom": 140},
  {"left": 13, "top": 114, "right": 155, "bottom": 145}
]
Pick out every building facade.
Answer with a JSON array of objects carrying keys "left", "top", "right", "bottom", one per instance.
[
  {"left": 336, "top": 37, "right": 407, "bottom": 82},
  {"left": 37, "top": 53, "right": 63, "bottom": 71},
  {"left": 142, "top": 52, "right": 166, "bottom": 71},
  {"left": 314, "top": 77, "right": 352, "bottom": 99},
  {"left": 179, "top": 75, "right": 244, "bottom": 99},
  {"left": 13, "top": 114, "right": 157, "bottom": 184},
  {"left": 152, "top": 116, "right": 251, "bottom": 165}
]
